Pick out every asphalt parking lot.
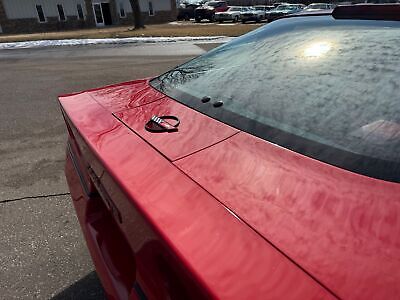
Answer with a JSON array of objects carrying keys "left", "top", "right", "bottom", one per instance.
[{"left": 0, "top": 42, "right": 217, "bottom": 299}]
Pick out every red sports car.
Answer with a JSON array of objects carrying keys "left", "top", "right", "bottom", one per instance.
[{"left": 59, "top": 5, "right": 400, "bottom": 300}]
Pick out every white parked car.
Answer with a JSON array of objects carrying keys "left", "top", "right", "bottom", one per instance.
[
  {"left": 215, "top": 6, "right": 247, "bottom": 22},
  {"left": 304, "top": 3, "right": 335, "bottom": 11},
  {"left": 241, "top": 7, "right": 265, "bottom": 23},
  {"left": 253, "top": 5, "right": 275, "bottom": 18}
]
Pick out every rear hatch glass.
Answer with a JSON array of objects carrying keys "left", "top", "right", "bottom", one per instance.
[{"left": 151, "top": 16, "right": 400, "bottom": 182}]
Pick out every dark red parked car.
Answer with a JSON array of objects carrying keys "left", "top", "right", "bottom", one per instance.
[
  {"left": 59, "top": 5, "right": 400, "bottom": 300},
  {"left": 194, "top": 1, "right": 228, "bottom": 22}
]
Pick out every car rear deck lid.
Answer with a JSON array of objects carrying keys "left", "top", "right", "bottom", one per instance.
[
  {"left": 114, "top": 97, "right": 239, "bottom": 161},
  {"left": 332, "top": 4, "right": 400, "bottom": 21}
]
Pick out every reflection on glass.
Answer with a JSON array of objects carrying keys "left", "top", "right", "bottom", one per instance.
[{"left": 303, "top": 42, "right": 332, "bottom": 58}]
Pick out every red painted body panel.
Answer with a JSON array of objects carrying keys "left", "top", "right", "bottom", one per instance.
[
  {"left": 175, "top": 132, "right": 400, "bottom": 299},
  {"left": 86, "top": 79, "right": 166, "bottom": 113},
  {"left": 60, "top": 89, "right": 333, "bottom": 299},
  {"left": 115, "top": 98, "right": 239, "bottom": 161}
]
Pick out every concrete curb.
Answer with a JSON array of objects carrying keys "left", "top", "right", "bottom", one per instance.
[{"left": 0, "top": 36, "right": 233, "bottom": 50}]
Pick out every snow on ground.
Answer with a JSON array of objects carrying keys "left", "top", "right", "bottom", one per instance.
[{"left": 0, "top": 36, "right": 232, "bottom": 50}]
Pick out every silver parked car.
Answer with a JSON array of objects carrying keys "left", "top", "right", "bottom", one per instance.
[
  {"left": 265, "top": 4, "right": 305, "bottom": 22},
  {"left": 304, "top": 3, "right": 335, "bottom": 11},
  {"left": 253, "top": 5, "right": 275, "bottom": 18},
  {"left": 215, "top": 6, "right": 247, "bottom": 22},
  {"left": 241, "top": 7, "right": 265, "bottom": 23}
]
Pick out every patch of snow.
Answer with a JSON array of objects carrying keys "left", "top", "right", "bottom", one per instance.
[
  {"left": 0, "top": 36, "right": 232, "bottom": 50},
  {"left": 216, "top": 23, "right": 237, "bottom": 26},
  {"left": 168, "top": 21, "right": 186, "bottom": 25},
  {"left": 168, "top": 21, "right": 218, "bottom": 26}
]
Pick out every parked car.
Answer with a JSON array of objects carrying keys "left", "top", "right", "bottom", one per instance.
[
  {"left": 241, "top": 7, "right": 265, "bottom": 22},
  {"left": 59, "top": 4, "right": 400, "bottom": 300},
  {"left": 177, "top": 1, "right": 203, "bottom": 20},
  {"left": 272, "top": 2, "right": 289, "bottom": 7},
  {"left": 304, "top": 3, "right": 335, "bottom": 11},
  {"left": 253, "top": 5, "right": 275, "bottom": 18},
  {"left": 265, "top": 3, "right": 305, "bottom": 21},
  {"left": 215, "top": 6, "right": 247, "bottom": 22},
  {"left": 194, "top": 0, "right": 228, "bottom": 22},
  {"left": 364, "top": 0, "right": 400, "bottom": 2}
]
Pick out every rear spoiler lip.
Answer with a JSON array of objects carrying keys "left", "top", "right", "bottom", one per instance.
[
  {"left": 58, "top": 77, "right": 153, "bottom": 98},
  {"left": 277, "top": 4, "right": 400, "bottom": 22},
  {"left": 332, "top": 4, "right": 400, "bottom": 21}
]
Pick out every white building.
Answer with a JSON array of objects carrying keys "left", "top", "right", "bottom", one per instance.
[{"left": 0, "top": 0, "right": 177, "bottom": 34}]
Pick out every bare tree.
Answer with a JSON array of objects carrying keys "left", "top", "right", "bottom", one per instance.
[{"left": 128, "top": 0, "right": 145, "bottom": 29}]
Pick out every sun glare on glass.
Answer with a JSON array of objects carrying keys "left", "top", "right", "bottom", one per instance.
[{"left": 303, "top": 42, "right": 332, "bottom": 58}]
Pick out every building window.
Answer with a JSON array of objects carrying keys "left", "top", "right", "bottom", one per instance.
[
  {"left": 77, "top": 4, "right": 85, "bottom": 20},
  {"left": 36, "top": 5, "right": 46, "bottom": 23},
  {"left": 93, "top": 3, "right": 104, "bottom": 24},
  {"left": 119, "top": 2, "right": 126, "bottom": 18},
  {"left": 148, "top": 1, "right": 154, "bottom": 16},
  {"left": 57, "top": 4, "right": 66, "bottom": 21}
]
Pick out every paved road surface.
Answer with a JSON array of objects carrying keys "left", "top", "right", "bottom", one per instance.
[{"left": 0, "top": 42, "right": 218, "bottom": 299}]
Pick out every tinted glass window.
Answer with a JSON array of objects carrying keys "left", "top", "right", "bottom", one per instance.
[
  {"left": 309, "top": 4, "right": 327, "bottom": 9},
  {"left": 93, "top": 4, "right": 103, "bottom": 23},
  {"left": 57, "top": 4, "right": 66, "bottom": 21},
  {"left": 77, "top": 4, "right": 84, "bottom": 20},
  {"left": 151, "top": 17, "right": 400, "bottom": 182},
  {"left": 276, "top": 5, "right": 289, "bottom": 10},
  {"left": 207, "top": 1, "right": 224, "bottom": 7},
  {"left": 36, "top": 5, "right": 46, "bottom": 22},
  {"left": 120, "top": 2, "right": 126, "bottom": 17},
  {"left": 149, "top": 1, "right": 154, "bottom": 15}
]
